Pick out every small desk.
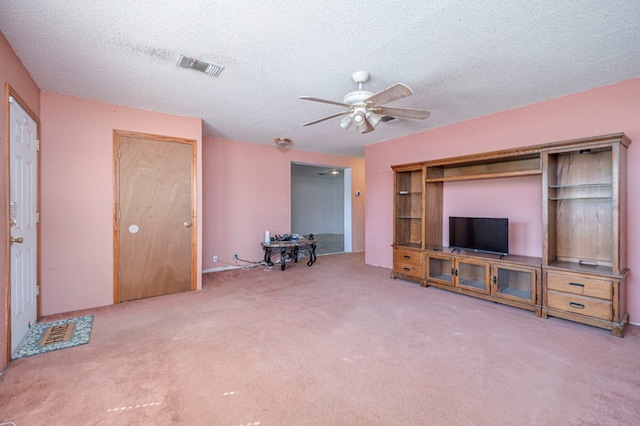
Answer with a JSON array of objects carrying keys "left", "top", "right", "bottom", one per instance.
[{"left": 261, "top": 238, "right": 317, "bottom": 270}]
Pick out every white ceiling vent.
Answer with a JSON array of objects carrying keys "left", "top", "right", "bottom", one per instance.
[{"left": 177, "top": 55, "right": 225, "bottom": 77}]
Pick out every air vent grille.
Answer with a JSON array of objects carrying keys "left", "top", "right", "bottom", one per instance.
[{"left": 177, "top": 55, "right": 225, "bottom": 77}]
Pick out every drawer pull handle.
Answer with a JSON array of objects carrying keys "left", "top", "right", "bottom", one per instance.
[
  {"left": 403, "top": 267, "right": 411, "bottom": 272},
  {"left": 569, "top": 302, "right": 585, "bottom": 309},
  {"left": 569, "top": 282, "right": 585, "bottom": 287},
  {"left": 403, "top": 255, "right": 411, "bottom": 259}
]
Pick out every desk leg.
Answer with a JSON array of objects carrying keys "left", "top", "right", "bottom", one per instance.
[
  {"left": 307, "top": 243, "right": 317, "bottom": 266},
  {"left": 264, "top": 247, "right": 273, "bottom": 266},
  {"left": 293, "top": 246, "right": 299, "bottom": 263},
  {"left": 280, "top": 246, "right": 287, "bottom": 270}
]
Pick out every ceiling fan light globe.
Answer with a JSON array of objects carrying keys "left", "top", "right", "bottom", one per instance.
[
  {"left": 366, "top": 111, "right": 382, "bottom": 127},
  {"left": 340, "top": 115, "right": 353, "bottom": 129},
  {"left": 356, "top": 122, "right": 369, "bottom": 134},
  {"left": 352, "top": 111, "right": 365, "bottom": 125}
]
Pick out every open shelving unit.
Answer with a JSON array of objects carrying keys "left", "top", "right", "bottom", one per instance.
[{"left": 391, "top": 133, "right": 631, "bottom": 336}]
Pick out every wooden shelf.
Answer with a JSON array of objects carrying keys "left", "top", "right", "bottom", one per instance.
[
  {"left": 392, "top": 166, "right": 424, "bottom": 250},
  {"left": 392, "top": 132, "right": 630, "bottom": 336},
  {"left": 426, "top": 153, "right": 541, "bottom": 182}
]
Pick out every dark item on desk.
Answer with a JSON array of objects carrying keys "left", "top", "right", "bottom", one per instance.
[{"left": 261, "top": 235, "right": 317, "bottom": 270}]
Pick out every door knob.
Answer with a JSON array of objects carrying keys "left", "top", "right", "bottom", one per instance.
[
  {"left": 10, "top": 236, "right": 24, "bottom": 244},
  {"left": 183, "top": 221, "right": 192, "bottom": 228}
]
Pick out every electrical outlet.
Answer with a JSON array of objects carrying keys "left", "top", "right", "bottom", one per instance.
[
  {"left": 213, "top": 255, "right": 218, "bottom": 263},
  {"left": 233, "top": 252, "right": 238, "bottom": 261}
]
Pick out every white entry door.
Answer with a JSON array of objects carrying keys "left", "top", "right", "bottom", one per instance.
[{"left": 9, "top": 96, "right": 39, "bottom": 355}]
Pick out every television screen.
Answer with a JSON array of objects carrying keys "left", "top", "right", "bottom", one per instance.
[{"left": 449, "top": 217, "right": 509, "bottom": 255}]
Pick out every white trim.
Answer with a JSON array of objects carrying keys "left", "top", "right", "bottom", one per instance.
[
  {"left": 343, "top": 168, "right": 352, "bottom": 252},
  {"left": 202, "top": 265, "right": 241, "bottom": 273}
]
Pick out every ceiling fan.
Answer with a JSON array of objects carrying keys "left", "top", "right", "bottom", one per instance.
[{"left": 300, "top": 71, "right": 431, "bottom": 134}]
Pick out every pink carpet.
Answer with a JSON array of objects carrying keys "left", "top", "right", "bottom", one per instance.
[{"left": 1, "top": 252, "right": 639, "bottom": 424}]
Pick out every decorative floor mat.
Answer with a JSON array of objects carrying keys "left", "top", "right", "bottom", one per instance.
[{"left": 12, "top": 315, "right": 94, "bottom": 360}]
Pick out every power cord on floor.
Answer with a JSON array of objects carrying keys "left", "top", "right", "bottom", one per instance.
[
  {"left": 232, "top": 254, "right": 274, "bottom": 271},
  {"left": 217, "top": 250, "right": 308, "bottom": 272}
]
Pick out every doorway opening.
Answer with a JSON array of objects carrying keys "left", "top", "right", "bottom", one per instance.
[{"left": 291, "top": 163, "right": 352, "bottom": 255}]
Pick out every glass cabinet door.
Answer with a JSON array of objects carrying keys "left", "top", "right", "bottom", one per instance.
[
  {"left": 492, "top": 265, "right": 536, "bottom": 302},
  {"left": 426, "top": 254, "right": 454, "bottom": 285},
  {"left": 457, "top": 259, "right": 490, "bottom": 292}
]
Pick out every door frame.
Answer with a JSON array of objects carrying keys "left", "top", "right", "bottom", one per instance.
[
  {"left": 4, "top": 84, "right": 41, "bottom": 362},
  {"left": 112, "top": 130, "right": 197, "bottom": 302},
  {"left": 290, "top": 162, "right": 353, "bottom": 252}
]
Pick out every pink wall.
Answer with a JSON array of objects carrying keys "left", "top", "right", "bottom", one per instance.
[
  {"left": 1, "top": 32, "right": 41, "bottom": 368},
  {"left": 40, "top": 93, "right": 202, "bottom": 316},
  {"left": 364, "top": 78, "right": 640, "bottom": 323},
  {"left": 202, "top": 137, "right": 365, "bottom": 270},
  {"left": 443, "top": 176, "right": 542, "bottom": 257}
]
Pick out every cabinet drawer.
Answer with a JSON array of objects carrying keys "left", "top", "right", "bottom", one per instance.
[
  {"left": 394, "top": 250, "right": 422, "bottom": 266},
  {"left": 546, "top": 272, "right": 613, "bottom": 300},
  {"left": 546, "top": 290, "right": 612, "bottom": 321},
  {"left": 394, "top": 262, "right": 423, "bottom": 279}
]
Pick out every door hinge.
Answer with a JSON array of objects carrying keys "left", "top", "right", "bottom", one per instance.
[
  {"left": 36, "top": 285, "right": 40, "bottom": 296},
  {"left": 36, "top": 212, "right": 40, "bottom": 224},
  {"left": 118, "top": 210, "right": 121, "bottom": 219},
  {"left": 36, "top": 139, "right": 40, "bottom": 151}
]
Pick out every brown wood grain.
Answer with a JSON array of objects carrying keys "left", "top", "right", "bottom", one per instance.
[
  {"left": 114, "top": 132, "right": 195, "bottom": 302},
  {"left": 393, "top": 132, "right": 630, "bottom": 335}
]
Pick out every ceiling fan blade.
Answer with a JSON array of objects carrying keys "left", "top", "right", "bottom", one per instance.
[
  {"left": 378, "top": 106, "right": 431, "bottom": 120},
  {"left": 300, "top": 96, "right": 351, "bottom": 108},
  {"left": 302, "top": 110, "right": 350, "bottom": 126},
  {"left": 365, "top": 83, "right": 413, "bottom": 106}
]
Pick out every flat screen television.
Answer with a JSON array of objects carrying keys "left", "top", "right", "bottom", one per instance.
[{"left": 448, "top": 216, "right": 509, "bottom": 256}]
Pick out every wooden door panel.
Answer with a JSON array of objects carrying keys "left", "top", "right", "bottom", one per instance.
[{"left": 117, "top": 134, "right": 194, "bottom": 302}]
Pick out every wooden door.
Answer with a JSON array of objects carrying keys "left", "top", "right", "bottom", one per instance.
[
  {"left": 115, "top": 131, "right": 195, "bottom": 302},
  {"left": 8, "top": 95, "right": 39, "bottom": 355}
]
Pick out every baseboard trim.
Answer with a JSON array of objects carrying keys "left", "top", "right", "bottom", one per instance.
[{"left": 203, "top": 265, "right": 241, "bottom": 273}]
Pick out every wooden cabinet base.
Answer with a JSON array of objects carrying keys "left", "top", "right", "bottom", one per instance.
[
  {"left": 426, "top": 279, "right": 540, "bottom": 313},
  {"left": 391, "top": 271, "right": 425, "bottom": 286},
  {"left": 541, "top": 307, "right": 629, "bottom": 337}
]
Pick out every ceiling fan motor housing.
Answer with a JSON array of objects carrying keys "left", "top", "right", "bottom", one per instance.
[{"left": 343, "top": 90, "right": 374, "bottom": 105}]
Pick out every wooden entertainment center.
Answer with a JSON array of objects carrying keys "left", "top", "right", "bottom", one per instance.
[{"left": 391, "top": 133, "right": 631, "bottom": 336}]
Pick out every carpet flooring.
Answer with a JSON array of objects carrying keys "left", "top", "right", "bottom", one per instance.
[{"left": 1, "top": 253, "right": 639, "bottom": 425}]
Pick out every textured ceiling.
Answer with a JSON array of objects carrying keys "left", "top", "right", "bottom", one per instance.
[{"left": 1, "top": 1, "right": 639, "bottom": 157}]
